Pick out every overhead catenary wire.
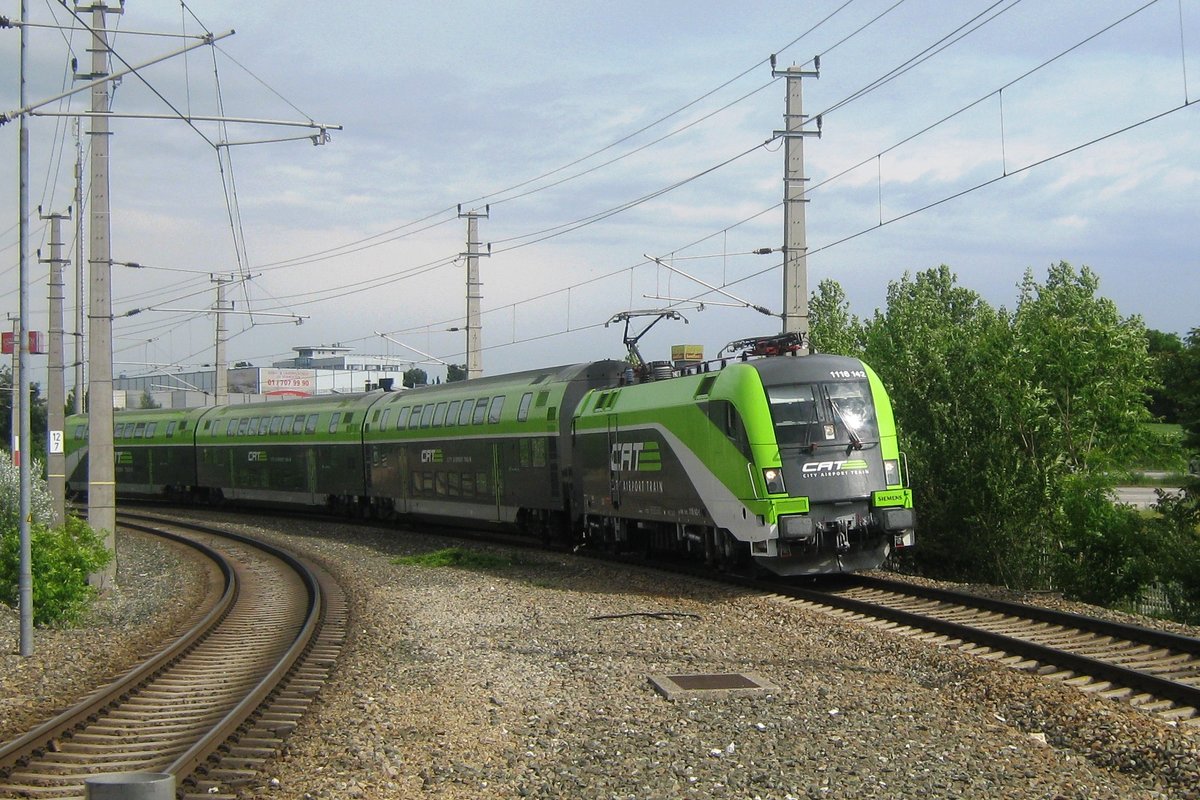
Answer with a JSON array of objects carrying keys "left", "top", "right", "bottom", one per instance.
[{"left": 360, "top": 2, "right": 1194, "bottom": 364}]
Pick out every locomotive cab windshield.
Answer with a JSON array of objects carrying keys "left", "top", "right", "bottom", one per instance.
[{"left": 766, "top": 380, "right": 878, "bottom": 452}]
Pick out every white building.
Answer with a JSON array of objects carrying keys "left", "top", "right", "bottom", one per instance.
[{"left": 113, "top": 344, "right": 415, "bottom": 409}]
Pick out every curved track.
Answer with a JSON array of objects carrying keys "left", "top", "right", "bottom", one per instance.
[
  {"left": 0, "top": 514, "right": 346, "bottom": 799},
  {"left": 763, "top": 573, "right": 1200, "bottom": 725}
]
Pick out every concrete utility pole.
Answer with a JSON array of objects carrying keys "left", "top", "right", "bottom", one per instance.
[
  {"left": 213, "top": 274, "right": 232, "bottom": 406},
  {"left": 41, "top": 209, "right": 69, "bottom": 525},
  {"left": 458, "top": 205, "right": 489, "bottom": 380},
  {"left": 772, "top": 56, "right": 820, "bottom": 353},
  {"left": 83, "top": 0, "right": 120, "bottom": 589}
]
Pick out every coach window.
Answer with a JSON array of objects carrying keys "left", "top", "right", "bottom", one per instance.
[
  {"left": 447, "top": 471, "right": 461, "bottom": 497},
  {"left": 248, "top": 418, "right": 261, "bottom": 435},
  {"left": 380, "top": 408, "right": 392, "bottom": 431},
  {"left": 461, "top": 471, "right": 475, "bottom": 496},
  {"left": 471, "top": 398, "right": 489, "bottom": 425},
  {"left": 280, "top": 415, "right": 293, "bottom": 435},
  {"left": 516, "top": 392, "right": 533, "bottom": 422},
  {"left": 459, "top": 399, "right": 475, "bottom": 426},
  {"left": 260, "top": 418, "right": 271, "bottom": 436},
  {"left": 487, "top": 395, "right": 505, "bottom": 424},
  {"left": 270, "top": 416, "right": 284, "bottom": 434},
  {"left": 328, "top": 412, "right": 341, "bottom": 434},
  {"left": 226, "top": 419, "right": 237, "bottom": 436},
  {"left": 145, "top": 422, "right": 157, "bottom": 438},
  {"left": 238, "top": 418, "right": 250, "bottom": 436},
  {"left": 519, "top": 438, "right": 532, "bottom": 467},
  {"left": 166, "top": 421, "right": 177, "bottom": 438},
  {"left": 408, "top": 406, "right": 423, "bottom": 429},
  {"left": 432, "top": 402, "right": 448, "bottom": 427},
  {"left": 290, "top": 416, "right": 303, "bottom": 434},
  {"left": 476, "top": 471, "right": 490, "bottom": 495},
  {"left": 113, "top": 423, "right": 124, "bottom": 438},
  {"left": 446, "top": 400, "right": 461, "bottom": 426},
  {"left": 532, "top": 438, "right": 547, "bottom": 468},
  {"left": 306, "top": 414, "right": 318, "bottom": 434},
  {"left": 133, "top": 422, "right": 146, "bottom": 438},
  {"left": 420, "top": 405, "right": 436, "bottom": 428},
  {"left": 395, "top": 407, "right": 411, "bottom": 430}
]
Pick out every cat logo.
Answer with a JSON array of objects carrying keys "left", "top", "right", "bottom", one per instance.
[
  {"left": 802, "top": 459, "right": 869, "bottom": 475},
  {"left": 609, "top": 441, "right": 662, "bottom": 472},
  {"left": 248, "top": 451, "right": 268, "bottom": 462},
  {"left": 421, "top": 449, "right": 444, "bottom": 464}
]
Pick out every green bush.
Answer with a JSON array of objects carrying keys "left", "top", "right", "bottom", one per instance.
[
  {"left": 0, "top": 516, "right": 112, "bottom": 627},
  {"left": 1147, "top": 479, "right": 1200, "bottom": 624},
  {"left": 1052, "top": 474, "right": 1152, "bottom": 606},
  {"left": 0, "top": 453, "right": 112, "bottom": 626}
]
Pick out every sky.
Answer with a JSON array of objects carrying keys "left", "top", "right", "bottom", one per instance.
[{"left": 1, "top": 0, "right": 1198, "bottom": 391}]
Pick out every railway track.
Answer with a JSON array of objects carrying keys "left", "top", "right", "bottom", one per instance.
[
  {"left": 0, "top": 514, "right": 346, "bottom": 800},
  {"left": 761, "top": 573, "right": 1200, "bottom": 726}
]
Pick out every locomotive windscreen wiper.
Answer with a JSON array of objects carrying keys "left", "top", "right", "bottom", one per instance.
[{"left": 827, "top": 397, "right": 863, "bottom": 451}]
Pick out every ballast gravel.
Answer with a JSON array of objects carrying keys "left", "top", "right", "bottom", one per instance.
[{"left": 4, "top": 516, "right": 1200, "bottom": 800}]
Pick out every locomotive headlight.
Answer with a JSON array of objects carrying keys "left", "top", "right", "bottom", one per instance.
[
  {"left": 762, "top": 468, "right": 786, "bottom": 494},
  {"left": 884, "top": 459, "right": 900, "bottom": 486}
]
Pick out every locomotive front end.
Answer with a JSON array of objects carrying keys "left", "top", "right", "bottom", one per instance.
[{"left": 749, "top": 356, "right": 915, "bottom": 575}]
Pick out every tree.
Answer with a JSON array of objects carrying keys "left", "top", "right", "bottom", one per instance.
[
  {"left": 1011, "top": 262, "right": 1152, "bottom": 473},
  {"left": 860, "top": 266, "right": 1038, "bottom": 585},
  {"left": 0, "top": 367, "right": 48, "bottom": 462},
  {"left": 808, "top": 279, "right": 863, "bottom": 356},
  {"left": 1145, "top": 329, "right": 1183, "bottom": 422},
  {"left": 1177, "top": 328, "right": 1200, "bottom": 457},
  {"left": 403, "top": 367, "right": 428, "bottom": 388},
  {"left": 852, "top": 262, "right": 1156, "bottom": 601},
  {"left": 446, "top": 364, "right": 467, "bottom": 383},
  {"left": 138, "top": 389, "right": 161, "bottom": 409}
]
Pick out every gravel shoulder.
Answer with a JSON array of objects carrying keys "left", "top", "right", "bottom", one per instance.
[{"left": 4, "top": 516, "right": 1200, "bottom": 799}]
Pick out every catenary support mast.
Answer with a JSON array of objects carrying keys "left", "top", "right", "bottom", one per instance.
[
  {"left": 84, "top": 0, "right": 120, "bottom": 589},
  {"left": 41, "top": 210, "right": 69, "bottom": 525},
  {"left": 772, "top": 57, "right": 820, "bottom": 353},
  {"left": 459, "top": 205, "right": 489, "bottom": 380}
]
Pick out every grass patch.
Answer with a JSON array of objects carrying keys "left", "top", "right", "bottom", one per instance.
[
  {"left": 1121, "top": 472, "right": 1191, "bottom": 487},
  {"left": 392, "top": 546, "right": 520, "bottom": 570}
]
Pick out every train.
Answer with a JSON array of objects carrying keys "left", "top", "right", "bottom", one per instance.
[{"left": 65, "top": 334, "right": 915, "bottom": 576}]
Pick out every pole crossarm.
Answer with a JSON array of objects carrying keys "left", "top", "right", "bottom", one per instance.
[
  {"left": 645, "top": 254, "right": 776, "bottom": 316},
  {"left": 0, "top": 30, "right": 235, "bottom": 124},
  {"left": 376, "top": 332, "right": 450, "bottom": 366},
  {"left": 28, "top": 110, "right": 342, "bottom": 134}
]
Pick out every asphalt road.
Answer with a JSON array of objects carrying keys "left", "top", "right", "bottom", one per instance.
[{"left": 1112, "top": 486, "right": 1180, "bottom": 509}]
